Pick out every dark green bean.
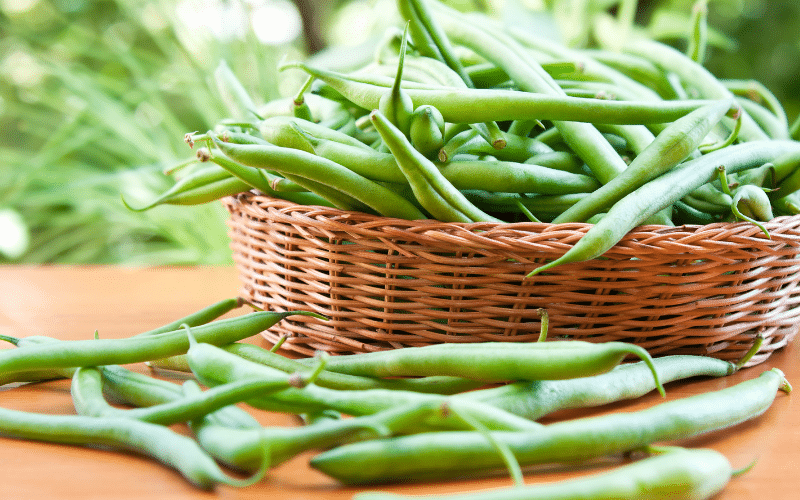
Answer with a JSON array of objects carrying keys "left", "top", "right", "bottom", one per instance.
[{"left": 310, "top": 368, "right": 789, "bottom": 484}]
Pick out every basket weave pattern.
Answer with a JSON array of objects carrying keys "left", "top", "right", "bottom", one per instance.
[{"left": 224, "top": 192, "right": 800, "bottom": 365}]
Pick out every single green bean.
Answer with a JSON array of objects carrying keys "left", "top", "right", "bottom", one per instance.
[
  {"left": 120, "top": 164, "right": 240, "bottom": 211},
  {"left": 464, "top": 355, "right": 733, "bottom": 421},
  {"left": 0, "top": 311, "right": 320, "bottom": 376},
  {"left": 302, "top": 340, "right": 664, "bottom": 390},
  {"left": 409, "top": 104, "right": 446, "bottom": 160},
  {"left": 310, "top": 368, "right": 789, "bottom": 484},
  {"left": 70, "top": 363, "right": 307, "bottom": 427},
  {"left": 0, "top": 406, "right": 267, "bottom": 490},
  {"left": 283, "top": 62, "right": 714, "bottom": 125},
  {"left": 353, "top": 447, "right": 733, "bottom": 500}
]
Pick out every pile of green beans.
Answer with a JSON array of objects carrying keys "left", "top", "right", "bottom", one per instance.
[
  {"left": 0, "top": 296, "right": 788, "bottom": 497},
  {"left": 129, "top": 0, "right": 800, "bottom": 274}
]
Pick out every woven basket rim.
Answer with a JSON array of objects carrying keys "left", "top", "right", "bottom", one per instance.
[{"left": 225, "top": 192, "right": 800, "bottom": 256}]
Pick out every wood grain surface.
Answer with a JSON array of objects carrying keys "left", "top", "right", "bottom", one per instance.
[{"left": 0, "top": 266, "right": 797, "bottom": 499}]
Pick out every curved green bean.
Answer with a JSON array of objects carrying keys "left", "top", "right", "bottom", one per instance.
[
  {"left": 0, "top": 311, "right": 320, "bottom": 376},
  {"left": 0, "top": 406, "right": 268, "bottom": 490}
]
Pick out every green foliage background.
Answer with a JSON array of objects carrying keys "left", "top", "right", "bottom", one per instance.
[{"left": 2, "top": 0, "right": 798, "bottom": 264}]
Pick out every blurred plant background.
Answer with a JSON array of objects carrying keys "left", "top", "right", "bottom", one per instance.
[{"left": 2, "top": 0, "right": 798, "bottom": 264}]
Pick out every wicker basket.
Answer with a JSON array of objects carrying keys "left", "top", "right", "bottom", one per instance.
[{"left": 224, "top": 191, "right": 800, "bottom": 366}]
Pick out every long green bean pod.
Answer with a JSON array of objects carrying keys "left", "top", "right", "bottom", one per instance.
[
  {"left": 465, "top": 355, "right": 733, "bottom": 421},
  {"left": 310, "top": 368, "right": 790, "bottom": 484},
  {"left": 299, "top": 340, "right": 664, "bottom": 390},
  {"left": 353, "top": 448, "right": 733, "bottom": 500},
  {"left": 282, "top": 62, "right": 714, "bottom": 125},
  {"left": 0, "top": 406, "right": 268, "bottom": 490},
  {"left": 0, "top": 311, "right": 321, "bottom": 376}
]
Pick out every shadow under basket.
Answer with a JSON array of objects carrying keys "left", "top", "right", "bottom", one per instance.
[{"left": 224, "top": 192, "right": 800, "bottom": 366}]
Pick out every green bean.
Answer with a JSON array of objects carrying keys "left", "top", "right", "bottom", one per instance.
[
  {"left": 379, "top": 23, "right": 415, "bottom": 136},
  {"left": 310, "top": 368, "right": 790, "bottom": 484},
  {"left": 404, "top": 0, "right": 473, "bottom": 87},
  {"left": 687, "top": 0, "right": 709, "bottom": 63},
  {"left": 673, "top": 199, "right": 721, "bottom": 225},
  {"left": 352, "top": 447, "right": 733, "bottom": 500},
  {"left": 528, "top": 140, "right": 800, "bottom": 275},
  {"left": 259, "top": 115, "right": 374, "bottom": 151},
  {"left": 464, "top": 355, "right": 733, "bottom": 421},
  {"left": 120, "top": 164, "right": 237, "bottom": 211},
  {"left": 552, "top": 99, "right": 737, "bottom": 223},
  {"left": 282, "top": 62, "right": 714, "bottom": 125},
  {"left": 211, "top": 138, "right": 426, "bottom": 220},
  {"left": 370, "top": 110, "right": 500, "bottom": 223},
  {"left": 578, "top": 48, "right": 677, "bottom": 99},
  {"left": 222, "top": 342, "right": 485, "bottom": 394},
  {"left": 0, "top": 311, "right": 320, "bottom": 376},
  {"left": 409, "top": 104, "right": 446, "bottom": 160},
  {"left": 214, "top": 60, "right": 259, "bottom": 121},
  {"left": 301, "top": 340, "right": 664, "bottom": 389},
  {"left": 731, "top": 184, "right": 774, "bottom": 236},
  {"left": 396, "top": 0, "right": 441, "bottom": 59},
  {"left": 0, "top": 299, "right": 246, "bottom": 385},
  {"left": 441, "top": 129, "right": 553, "bottom": 163},
  {"left": 437, "top": 160, "right": 600, "bottom": 194},
  {"left": 135, "top": 297, "right": 243, "bottom": 337},
  {"left": 0, "top": 406, "right": 268, "bottom": 490}
]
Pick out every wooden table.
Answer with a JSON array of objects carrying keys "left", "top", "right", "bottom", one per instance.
[{"left": 0, "top": 266, "right": 797, "bottom": 499}]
